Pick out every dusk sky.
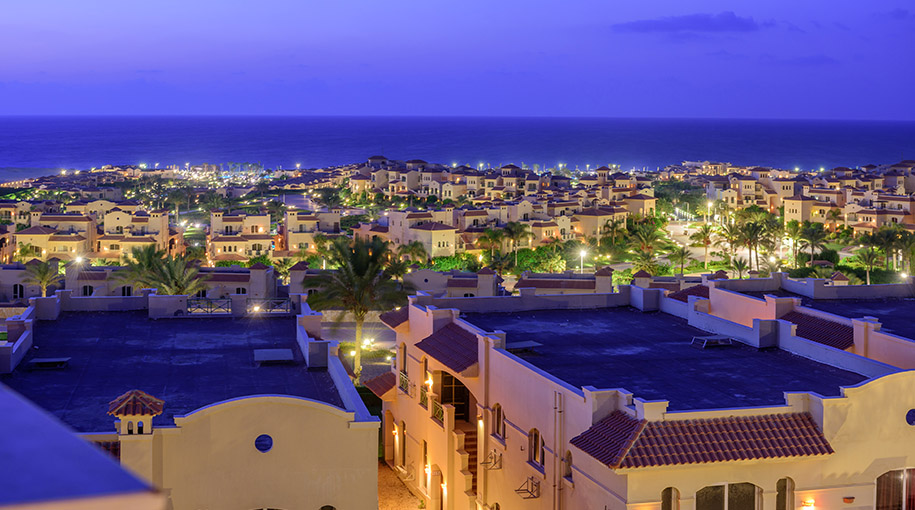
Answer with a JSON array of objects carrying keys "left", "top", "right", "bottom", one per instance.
[{"left": 2, "top": 1, "right": 913, "bottom": 120}]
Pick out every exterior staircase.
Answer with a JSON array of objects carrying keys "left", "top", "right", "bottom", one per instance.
[{"left": 464, "top": 427, "right": 478, "bottom": 495}]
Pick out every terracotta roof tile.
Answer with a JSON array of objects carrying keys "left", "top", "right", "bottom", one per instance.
[
  {"left": 572, "top": 411, "right": 832, "bottom": 469},
  {"left": 446, "top": 278, "right": 478, "bottom": 288},
  {"left": 667, "top": 285, "right": 709, "bottom": 303},
  {"left": 363, "top": 372, "right": 397, "bottom": 399},
  {"left": 108, "top": 389, "right": 164, "bottom": 416},
  {"left": 781, "top": 311, "right": 854, "bottom": 350},
  {"left": 380, "top": 307, "right": 409, "bottom": 329},
  {"left": 415, "top": 323, "right": 478, "bottom": 373}
]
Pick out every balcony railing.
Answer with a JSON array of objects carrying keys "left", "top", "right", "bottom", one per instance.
[
  {"left": 399, "top": 371, "right": 410, "bottom": 394},
  {"left": 247, "top": 298, "right": 292, "bottom": 315},
  {"left": 431, "top": 400, "right": 444, "bottom": 423},
  {"left": 187, "top": 298, "right": 231, "bottom": 315},
  {"left": 419, "top": 386, "right": 428, "bottom": 408}
]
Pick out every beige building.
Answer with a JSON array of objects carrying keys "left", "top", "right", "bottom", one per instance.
[{"left": 208, "top": 210, "right": 273, "bottom": 262}]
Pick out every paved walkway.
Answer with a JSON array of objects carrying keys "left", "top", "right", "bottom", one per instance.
[{"left": 378, "top": 461, "right": 421, "bottom": 510}]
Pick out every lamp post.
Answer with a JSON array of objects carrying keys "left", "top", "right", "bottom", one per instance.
[{"left": 580, "top": 249, "right": 586, "bottom": 274}]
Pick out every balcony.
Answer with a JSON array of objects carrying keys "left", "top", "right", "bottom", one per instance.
[
  {"left": 431, "top": 400, "right": 444, "bottom": 423},
  {"left": 398, "top": 371, "right": 410, "bottom": 394},
  {"left": 419, "top": 386, "right": 428, "bottom": 408}
]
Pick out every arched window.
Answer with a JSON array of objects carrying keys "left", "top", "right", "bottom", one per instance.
[
  {"left": 137, "top": 421, "right": 144, "bottom": 434},
  {"left": 877, "top": 469, "right": 915, "bottom": 510},
  {"left": 121, "top": 286, "right": 132, "bottom": 297},
  {"left": 528, "top": 428, "right": 544, "bottom": 466},
  {"left": 12, "top": 283, "right": 24, "bottom": 300},
  {"left": 195, "top": 289, "right": 207, "bottom": 298},
  {"left": 563, "top": 451, "right": 573, "bottom": 480},
  {"left": 662, "top": 487, "right": 680, "bottom": 510},
  {"left": 235, "top": 287, "right": 247, "bottom": 294},
  {"left": 776, "top": 478, "right": 794, "bottom": 510},
  {"left": 697, "top": 483, "right": 760, "bottom": 510},
  {"left": 492, "top": 404, "right": 505, "bottom": 439},
  {"left": 81, "top": 285, "right": 94, "bottom": 296},
  {"left": 398, "top": 421, "right": 407, "bottom": 468},
  {"left": 399, "top": 343, "right": 408, "bottom": 374},
  {"left": 127, "top": 421, "right": 134, "bottom": 435}
]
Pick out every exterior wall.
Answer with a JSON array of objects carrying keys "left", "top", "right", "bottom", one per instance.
[
  {"left": 413, "top": 286, "right": 631, "bottom": 313},
  {"left": 130, "top": 396, "right": 378, "bottom": 510}
]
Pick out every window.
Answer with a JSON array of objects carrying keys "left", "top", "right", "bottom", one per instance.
[
  {"left": 12, "top": 283, "right": 23, "bottom": 300},
  {"left": 662, "top": 487, "right": 680, "bottom": 510},
  {"left": 121, "top": 286, "right": 132, "bottom": 297},
  {"left": 528, "top": 428, "right": 544, "bottom": 467},
  {"left": 776, "top": 478, "right": 794, "bottom": 510},
  {"left": 195, "top": 289, "right": 207, "bottom": 298},
  {"left": 298, "top": 242, "right": 309, "bottom": 249},
  {"left": 492, "top": 404, "right": 505, "bottom": 439},
  {"left": 236, "top": 287, "right": 247, "bottom": 294},
  {"left": 563, "top": 451, "right": 573, "bottom": 480},
  {"left": 137, "top": 421, "right": 144, "bottom": 434},
  {"left": 127, "top": 421, "right": 133, "bottom": 435},
  {"left": 398, "top": 421, "right": 407, "bottom": 468},
  {"left": 254, "top": 434, "right": 273, "bottom": 453},
  {"left": 877, "top": 469, "right": 915, "bottom": 510},
  {"left": 81, "top": 285, "right": 94, "bottom": 296},
  {"left": 696, "top": 483, "right": 760, "bottom": 510}
]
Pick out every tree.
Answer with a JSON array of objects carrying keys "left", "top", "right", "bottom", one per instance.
[
  {"left": 857, "top": 247, "right": 880, "bottom": 285},
  {"left": 503, "top": 222, "right": 532, "bottom": 266},
  {"left": 784, "top": 220, "right": 803, "bottom": 268},
  {"left": 141, "top": 256, "right": 209, "bottom": 296},
  {"left": 630, "top": 251, "right": 660, "bottom": 276},
  {"left": 384, "top": 259, "right": 410, "bottom": 289},
  {"left": 871, "top": 227, "right": 901, "bottom": 271},
  {"left": 489, "top": 251, "right": 513, "bottom": 276},
  {"left": 116, "top": 245, "right": 167, "bottom": 288},
  {"left": 265, "top": 200, "right": 287, "bottom": 223},
  {"left": 825, "top": 209, "right": 843, "bottom": 232},
  {"left": 303, "top": 237, "right": 408, "bottom": 384},
  {"left": 628, "top": 224, "right": 665, "bottom": 256},
  {"left": 689, "top": 224, "right": 715, "bottom": 270},
  {"left": 22, "top": 261, "right": 63, "bottom": 297},
  {"left": 272, "top": 258, "right": 295, "bottom": 285},
  {"left": 542, "top": 236, "right": 564, "bottom": 254},
  {"left": 316, "top": 187, "right": 343, "bottom": 209},
  {"left": 397, "top": 241, "right": 428, "bottom": 263},
  {"left": 800, "top": 223, "right": 828, "bottom": 266},
  {"left": 601, "top": 218, "right": 626, "bottom": 247},
  {"left": 730, "top": 257, "right": 750, "bottom": 279},
  {"left": 666, "top": 245, "right": 693, "bottom": 276},
  {"left": 477, "top": 228, "right": 505, "bottom": 258}
]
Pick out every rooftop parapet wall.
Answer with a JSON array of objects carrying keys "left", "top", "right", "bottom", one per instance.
[
  {"left": 411, "top": 285, "right": 631, "bottom": 313},
  {"left": 714, "top": 271, "right": 915, "bottom": 299}
]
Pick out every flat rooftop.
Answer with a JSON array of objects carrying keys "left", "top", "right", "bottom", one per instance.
[
  {"left": 464, "top": 308, "right": 867, "bottom": 411},
  {"left": 739, "top": 291, "right": 915, "bottom": 339},
  {"left": 0, "top": 312, "right": 344, "bottom": 432}
]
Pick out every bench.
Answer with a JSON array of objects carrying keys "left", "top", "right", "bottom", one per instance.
[
  {"left": 690, "top": 336, "right": 734, "bottom": 349},
  {"left": 505, "top": 340, "right": 543, "bottom": 352},
  {"left": 253, "top": 349, "right": 296, "bottom": 367},
  {"left": 27, "top": 357, "right": 72, "bottom": 370}
]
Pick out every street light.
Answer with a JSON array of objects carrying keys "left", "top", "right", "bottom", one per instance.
[
  {"left": 706, "top": 201, "right": 712, "bottom": 224},
  {"left": 580, "top": 249, "right": 586, "bottom": 274}
]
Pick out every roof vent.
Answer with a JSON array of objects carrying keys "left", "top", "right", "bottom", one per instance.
[{"left": 690, "top": 335, "right": 734, "bottom": 349}]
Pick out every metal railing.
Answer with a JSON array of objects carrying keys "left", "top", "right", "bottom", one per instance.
[
  {"left": 187, "top": 298, "right": 231, "bottom": 315},
  {"left": 399, "top": 371, "right": 410, "bottom": 394},
  {"left": 419, "top": 386, "right": 428, "bottom": 408},
  {"left": 247, "top": 298, "right": 291, "bottom": 315},
  {"left": 431, "top": 400, "right": 444, "bottom": 423}
]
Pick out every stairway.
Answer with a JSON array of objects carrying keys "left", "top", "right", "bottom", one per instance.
[{"left": 464, "top": 428, "right": 478, "bottom": 495}]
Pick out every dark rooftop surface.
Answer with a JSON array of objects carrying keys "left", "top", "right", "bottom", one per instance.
[
  {"left": 0, "top": 312, "right": 344, "bottom": 432},
  {"left": 740, "top": 291, "right": 915, "bottom": 339},
  {"left": 464, "top": 308, "right": 867, "bottom": 411}
]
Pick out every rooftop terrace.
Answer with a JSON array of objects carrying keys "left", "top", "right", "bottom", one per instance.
[
  {"left": 0, "top": 312, "right": 343, "bottom": 432},
  {"left": 464, "top": 308, "right": 867, "bottom": 411},
  {"left": 739, "top": 290, "right": 915, "bottom": 338}
]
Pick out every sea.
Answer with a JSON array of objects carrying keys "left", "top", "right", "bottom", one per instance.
[{"left": 0, "top": 116, "right": 913, "bottom": 182}]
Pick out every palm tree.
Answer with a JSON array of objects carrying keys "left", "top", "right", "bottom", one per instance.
[
  {"left": 898, "top": 232, "right": 915, "bottom": 274},
  {"left": 115, "top": 245, "right": 167, "bottom": 288},
  {"left": 542, "top": 236, "right": 564, "bottom": 254},
  {"left": 140, "top": 256, "right": 209, "bottom": 296},
  {"left": 22, "top": 261, "right": 63, "bottom": 297},
  {"left": 716, "top": 221, "right": 741, "bottom": 261},
  {"left": 503, "top": 222, "right": 532, "bottom": 266},
  {"left": 800, "top": 223, "right": 828, "bottom": 266},
  {"left": 739, "top": 222, "right": 764, "bottom": 271},
  {"left": 784, "top": 220, "right": 803, "bottom": 268},
  {"left": 265, "top": 200, "right": 287, "bottom": 223},
  {"left": 477, "top": 228, "right": 505, "bottom": 259},
  {"left": 384, "top": 259, "right": 410, "bottom": 289},
  {"left": 872, "top": 227, "right": 901, "bottom": 271},
  {"left": 628, "top": 224, "right": 665, "bottom": 256},
  {"left": 303, "top": 237, "right": 408, "bottom": 383},
  {"left": 272, "top": 258, "right": 295, "bottom": 284},
  {"left": 630, "top": 251, "right": 660, "bottom": 276},
  {"left": 666, "top": 245, "right": 694, "bottom": 276},
  {"left": 825, "top": 209, "right": 843, "bottom": 233},
  {"left": 689, "top": 224, "right": 715, "bottom": 270},
  {"left": 730, "top": 257, "right": 750, "bottom": 279},
  {"left": 397, "top": 241, "right": 428, "bottom": 263},
  {"left": 601, "top": 218, "right": 626, "bottom": 247},
  {"left": 489, "top": 251, "right": 513, "bottom": 276},
  {"left": 857, "top": 247, "right": 880, "bottom": 285}
]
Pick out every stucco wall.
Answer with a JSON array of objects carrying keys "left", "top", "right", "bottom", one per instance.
[{"left": 413, "top": 286, "right": 631, "bottom": 313}]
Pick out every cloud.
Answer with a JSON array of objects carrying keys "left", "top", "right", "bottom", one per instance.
[
  {"left": 883, "top": 8, "right": 915, "bottom": 20},
  {"left": 612, "top": 11, "right": 771, "bottom": 34}
]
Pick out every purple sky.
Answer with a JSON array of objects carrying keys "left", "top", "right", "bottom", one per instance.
[{"left": 2, "top": 1, "right": 913, "bottom": 119}]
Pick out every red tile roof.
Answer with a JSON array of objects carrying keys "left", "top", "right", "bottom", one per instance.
[
  {"left": 363, "top": 372, "right": 397, "bottom": 399},
  {"left": 571, "top": 411, "right": 832, "bottom": 469},
  {"left": 380, "top": 307, "right": 409, "bottom": 329},
  {"left": 667, "top": 285, "right": 709, "bottom": 302},
  {"left": 108, "top": 389, "right": 164, "bottom": 416},
  {"left": 516, "top": 278, "right": 596, "bottom": 290},
  {"left": 446, "top": 278, "right": 478, "bottom": 288},
  {"left": 415, "top": 322, "right": 478, "bottom": 373},
  {"left": 781, "top": 311, "right": 854, "bottom": 350}
]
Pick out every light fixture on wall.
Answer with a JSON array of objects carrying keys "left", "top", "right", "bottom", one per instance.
[{"left": 802, "top": 499, "right": 815, "bottom": 508}]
